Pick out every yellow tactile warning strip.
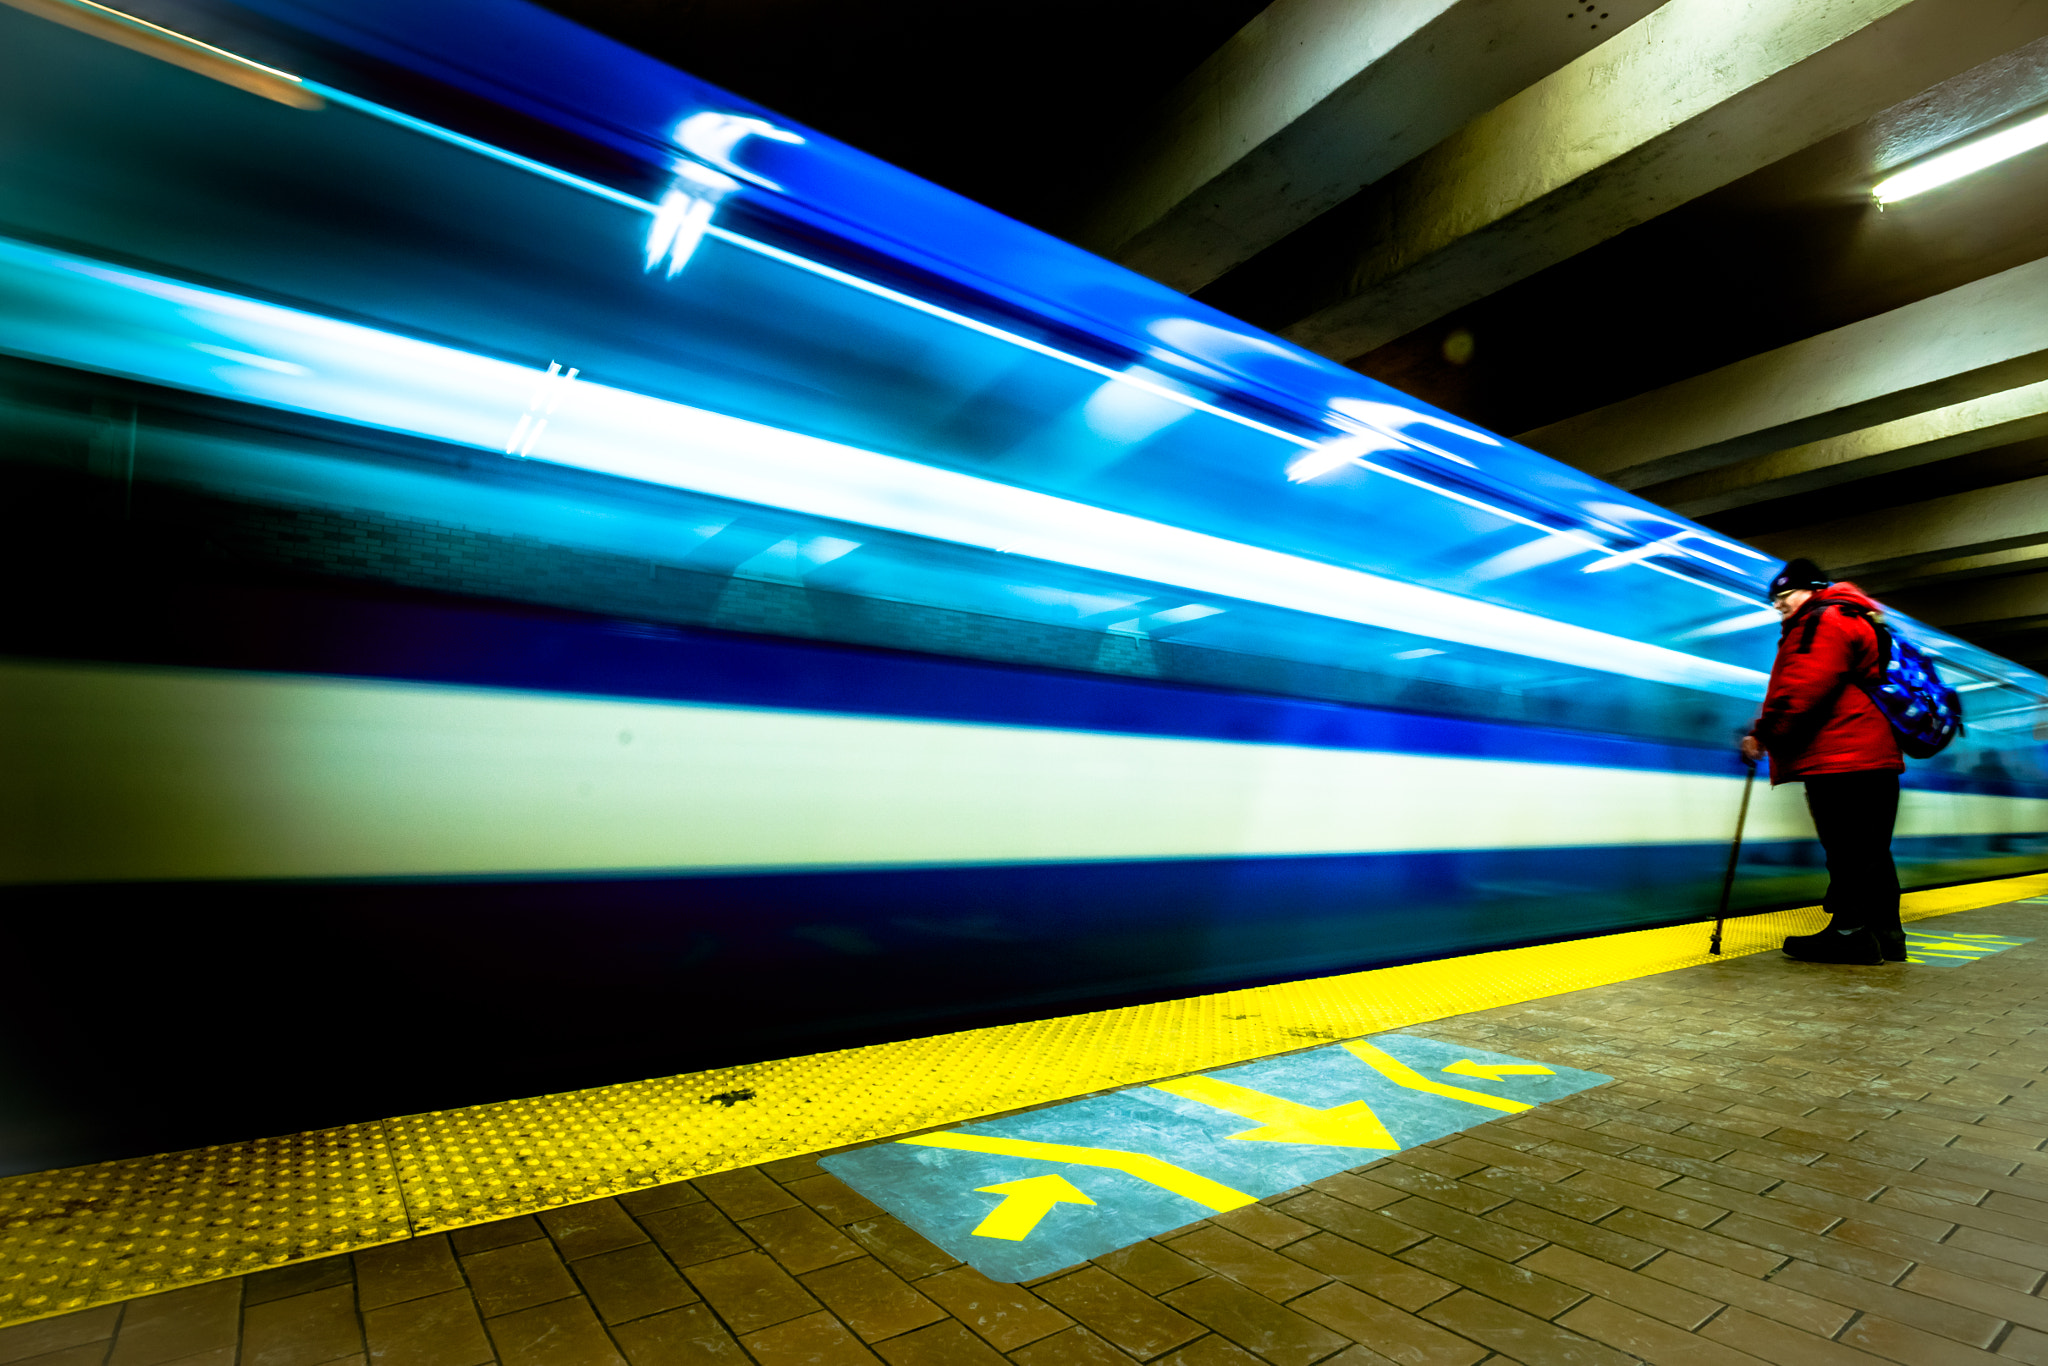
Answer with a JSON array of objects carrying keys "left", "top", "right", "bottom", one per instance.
[
  {"left": 3, "top": 872, "right": 2044, "bottom": 1330},
  {"left": 0, "top": 1127, "right": 404, "bottom": 1325}
]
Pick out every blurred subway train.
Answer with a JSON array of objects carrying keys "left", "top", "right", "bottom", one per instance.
[{"left": 3, "top": 0, "right": 2045, "bottom": 1174}]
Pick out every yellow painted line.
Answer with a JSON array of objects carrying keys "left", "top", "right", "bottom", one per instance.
[
  {"left": 1906, "top": 933, "right": 2000, "bottom": 945},
  {"left": 2, "top": 869, "right": 2044, "bottom": 1329},
  {"left": 899, "top": 1133, "right": 1256, "bottom": 1213},
  {"left": 1444, "top": 1061, "right": 1554, "bottom": 1081},
  {"left": 969, "top": 1175, "right": 1093, "bottom": 1240},
  {"left": 1149, "top": 1076, "right": 1399, "bottom": 1149},
  {"left": 1342, "top": 1040, "right": 1533, "bottom": 1113}
]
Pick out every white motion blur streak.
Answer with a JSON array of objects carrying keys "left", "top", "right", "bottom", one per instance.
[
  {"left": 1286, "top": 399, "right": 1499, "bottom": 481},
  {"left": 7, "top": 239, "right": 1768, "bottom": 698},
  {"left": 555, "top": 380, "right": 1760, "bottom": 696}
]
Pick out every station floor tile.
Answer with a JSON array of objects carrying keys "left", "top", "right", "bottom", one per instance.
[{"left": 4, "top": 897, "right": 2045, "bottom": 1366}]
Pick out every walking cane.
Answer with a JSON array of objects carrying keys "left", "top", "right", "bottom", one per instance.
[{"left": 1710, "top": 755, "right": 1759, "bottom": 956}]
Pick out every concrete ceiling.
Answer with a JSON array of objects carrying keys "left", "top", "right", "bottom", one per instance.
[{"left": 545, "top": 0, "right": 2048, "bottom": 675}]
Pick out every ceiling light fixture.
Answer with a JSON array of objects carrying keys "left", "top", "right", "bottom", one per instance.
[{"left": 1872, "top": 106, "right": 2048, "bottom": 205}]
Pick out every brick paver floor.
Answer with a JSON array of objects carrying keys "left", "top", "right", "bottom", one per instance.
[{"left": 5, "top": 900, "right": 2046, "bottom": 1366}]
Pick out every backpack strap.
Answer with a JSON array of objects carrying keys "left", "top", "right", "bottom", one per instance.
[
  {"left": 1806, "top": 600, "right": 1883, "bottom": 674},
  {"left": 1794, "top": 605, "right": 1827, "bottom": 654},
  {"left": 1795, "top": 599, "right": 1852, "bottom": 652}
]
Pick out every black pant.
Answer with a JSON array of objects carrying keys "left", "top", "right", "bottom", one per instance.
[{"left": 1803, "top": 771, "right": 1901, "bottom": 937}]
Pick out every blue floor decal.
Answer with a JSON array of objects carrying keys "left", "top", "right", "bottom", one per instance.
[
  {"left": 821, "top": 1033, "right": 1610, "bottom": 1281},
  {"left": 1903, "top": 931, "right": 2033, "bottom": 965}
]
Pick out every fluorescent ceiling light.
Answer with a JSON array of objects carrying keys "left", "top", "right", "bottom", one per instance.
[
  {"left": 0, "top": 236, "right": 1770, "bottom": 700},
  {"left": 1872, "top": 107, "right": 2048, "bottom": 205}
]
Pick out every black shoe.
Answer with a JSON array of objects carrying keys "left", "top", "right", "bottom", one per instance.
[
  {"left": 1783, "top": 928, "right": 1884, "bottom": 965},
  {"left": 1875, "top": 930, "right": 1906, "bottom": 962}
]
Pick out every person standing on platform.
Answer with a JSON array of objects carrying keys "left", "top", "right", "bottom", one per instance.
[{"left": 1739, "top": 558, "right": 1905, "bottom": 965}]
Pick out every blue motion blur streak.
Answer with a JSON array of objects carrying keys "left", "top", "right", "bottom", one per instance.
[
  {"left": 124, "top": 0, "right": 2030, "bottom": 683},
  {"left": 301, "top": 69, "right": 1775, "bottom": 612},
  {"left": 306, "top": 78, "right": 1325, "bottom": 454},
  {"left": 307, "top": 82, "right": 656, "bottom": 212},
  {"left": 0, "top": 235, "right": 1768, "bottom": 699}
]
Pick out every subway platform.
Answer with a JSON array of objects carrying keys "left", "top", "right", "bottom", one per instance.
[{"left": 2, "top": 881, "right": 2046, "bottom": 1366}]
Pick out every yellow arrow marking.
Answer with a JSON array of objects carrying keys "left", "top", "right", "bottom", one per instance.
[
  {"left": 1150, "top": 1076, "right": 1399, "bottom": 1149},
  {"left": 1442, "top": 1060, "right": 1555, "bottom": 1082},
  {"left": 1907, "top": 933, "right": 2017, "bottom": 945},
  {"left": 899, "top": 1133, "right": 1256, "bottom": 1212},
  {"left": 1904, "top": 944, "right": 1984, "bottom": 954},
  {"left": 970, "top": 1174, "right": 1094, "bottom": 1240},
  {"left": 1342, "top": 1041, "right": 1532, "bottom": 1113}
]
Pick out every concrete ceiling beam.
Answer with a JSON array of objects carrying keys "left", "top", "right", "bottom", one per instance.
[
  {"left": 1268, "top": 0, "right": 2048, "bottom": 363},
  {"left": 1863, "top": 544, "right": 2048, "bottom": 596},
  {"left": 1072, "top": 0, "right": 1667, "bottom": 293},
  {"left": 1885, "top": 568, "right": 2048, "bottom": 632},
  {"left": 1641, "top": 380, "right": 2048, "bottom": 517},
  {"left": 1523, "top": 253, "right": 2048, "bottom": 488},
  {"left": 1747, "top": 473, "right": 2048, "bottom": 581}
]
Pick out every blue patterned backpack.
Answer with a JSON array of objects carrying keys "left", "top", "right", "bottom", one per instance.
[{"left": 1833, "top": 604, "right": 1963, "bottom": 759}]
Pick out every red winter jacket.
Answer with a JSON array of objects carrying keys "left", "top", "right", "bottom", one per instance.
[{"left": 1753, "top": 583, "right": 1903, "bottom": 784}]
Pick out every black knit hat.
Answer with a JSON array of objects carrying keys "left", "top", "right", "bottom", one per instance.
[{"left": 1767, "top": 557, "right": 1831, "bottom": 601}]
